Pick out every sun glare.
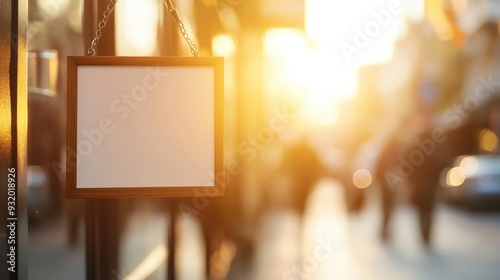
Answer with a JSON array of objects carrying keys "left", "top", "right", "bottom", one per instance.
[
  {"left": 213, "top": 34, "right": 236, "bottom": 57},
  {"left": 116, "top": 0, "right": 159, "bottom": 55},
  {"left": 263, "top": 28, "right": 356, "bottom": 126},
  {"left": 262, "top": 0, "right": 420, "bottom": 127}
]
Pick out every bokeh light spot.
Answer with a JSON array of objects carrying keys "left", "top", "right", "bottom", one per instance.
[{"left": 353, "top": 169, "right": 372, "bottom": 189}]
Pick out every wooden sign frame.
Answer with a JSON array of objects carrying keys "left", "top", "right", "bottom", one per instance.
[{"left": 66, "top": 56, "right": 224, "bottom": 198}]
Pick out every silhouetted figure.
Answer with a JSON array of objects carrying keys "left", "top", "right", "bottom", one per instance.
[
  {"left": 375, "top": 119, "right": 480, "bottom": 246},
  {"left": 279, "top": 136, "right": 324, "bottom": 216}
]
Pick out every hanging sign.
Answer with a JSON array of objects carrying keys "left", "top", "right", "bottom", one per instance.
[{"left": 66, "top": 56, "right": 224, "bottom": 198}]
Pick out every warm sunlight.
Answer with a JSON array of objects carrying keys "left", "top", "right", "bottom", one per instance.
[
  {"left": 262, "top": 0, "right": 422, "bottom": 127},
  {"left": 306, "top": 0, "right": 413, "bottom": 66},
  {"left": 116, "top": 0, "right": 159, "bottom": 55},
  {"left": 263, "top": 28, "right": 355, "bottom": 127},
  {"left": 212, "top": 34, "right": 236, "bottom": 57}
]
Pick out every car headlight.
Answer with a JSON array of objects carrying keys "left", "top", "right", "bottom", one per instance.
[
  {"left": 459, "top": 156, "right": 479, "bottom": 177},
  {"left": 446, "top": 167, "right": 466, "bottom": 187}
]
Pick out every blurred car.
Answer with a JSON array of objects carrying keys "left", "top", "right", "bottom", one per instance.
[{"left": 441, "top": 155, "right": 500, "bottom": 209}]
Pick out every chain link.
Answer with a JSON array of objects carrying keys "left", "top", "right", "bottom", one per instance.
[
  {"left": 177, "top": 21, "right": 200, "bottom": 57},
  {"left": 163, "top": 0, "right": 199, "bottom": 56},
  {"left": 87, "top": 0, "right": 118, "bottom": 56}
]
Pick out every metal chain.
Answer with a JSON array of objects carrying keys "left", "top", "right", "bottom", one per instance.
[
  {"left": 87, "top": 0, "right": 118, "bottom": 56},
  {"left": 86, "top": 0, "right": 199, "bottom": 57},
  {"left": 163, "top": 0, "right": 199, "bottom": 56}
]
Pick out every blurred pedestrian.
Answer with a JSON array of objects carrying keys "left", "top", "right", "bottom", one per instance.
[{"left": 281, "top": 135, "right": 324, "bottom": 215}]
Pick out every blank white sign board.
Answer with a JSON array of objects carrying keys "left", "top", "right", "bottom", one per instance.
[{"left": 66, "top": 57, "right": 224, "bottom": 198}]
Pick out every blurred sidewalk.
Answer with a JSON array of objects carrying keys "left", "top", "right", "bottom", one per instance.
[
  {"left": 28, "top": 178, "right": 500, "bottom": 280},
  {"left": 229, "top": 178, "right": 500, "bottom": 280},
  {"left": 28, "top": 215, "right": 85, "bottom": 280}
]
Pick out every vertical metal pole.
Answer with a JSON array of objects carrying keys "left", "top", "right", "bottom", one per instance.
[
  {"left": 82, "top": 1, "right": 117, "bottom": 279},
  {"left": 0, "top": 1, "right": 28, "bottom": 279},
  {"left": 158, "top": 4, "right": 178, "bottom": 279},
  {"left": 85, "top": 200, "right": 96, "bottom": 280},
  {"left": 167, "top": 202, "right": 176, "bottom": 280},
  {"left": 81, "top": 3, "right": 97, "bottom": 278}
]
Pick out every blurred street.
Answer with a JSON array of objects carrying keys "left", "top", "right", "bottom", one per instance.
[
  {"left": 28, "top": 179, "right": 500, "bottom": 280},
  {"left": 235, "top": 179, "right": 500, "bottom": 280},
  {"left": 18, "top": 1, "right": 500, "bottom": 278}
]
